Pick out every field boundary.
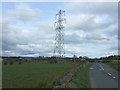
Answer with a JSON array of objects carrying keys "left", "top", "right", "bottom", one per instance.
[{"left": 53, "top": 62, "right": 87, "bottom": 88}]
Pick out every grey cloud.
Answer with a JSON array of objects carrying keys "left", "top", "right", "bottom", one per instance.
[
  {"left": 105, "top": 24, "right": 118, "bottom": 37},
  {"left": 65, "top": 33, "right": 83, "bottom": 44},
  {"left": 66, "top": 15, "right": 115, "bottom": 33},
  {"left": 64, "top": 32, "right": 110, "bottom": 45},
  {"left": 65, "top": 2, "right": 117, "bottom": 15},
  {"left": 109, "top": 46, "right": 118, "bottom": 51},
  {"left": 84, "top": 33, "right": 110, "bottom": 44}
]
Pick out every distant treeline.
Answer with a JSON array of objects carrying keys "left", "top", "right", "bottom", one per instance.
[{"left": 1, "top": 55, "right": 120, "bottom": 62}]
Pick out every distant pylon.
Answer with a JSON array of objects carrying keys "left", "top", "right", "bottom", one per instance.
[{"left": 53, "top": 10, "right": 66, "bottom": 58}]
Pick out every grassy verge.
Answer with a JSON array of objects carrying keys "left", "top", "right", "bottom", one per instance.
[
  {"left": 108, "top": 64, "right": 120, "bottom": 72},
  {"left": 103, "top": 60, "right": 120, "bottom": 72},
  {"left": 67, "top": 63, "right": 92, "bottom": 88},
  {"left": 2, "top": 61, "right": 79, "bottom": 88}
]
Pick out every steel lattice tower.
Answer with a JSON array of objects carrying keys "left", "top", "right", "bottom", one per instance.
[{"left": 53, "top": 10, "right": 66, "bottom": 58}]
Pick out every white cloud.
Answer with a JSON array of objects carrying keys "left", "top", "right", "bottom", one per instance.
[{"left": 4, "top": 3, "right": 37, "bottom": 22}]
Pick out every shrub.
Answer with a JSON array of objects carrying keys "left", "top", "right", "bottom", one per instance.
[
  {"left": 19, "top": 62, "right": 22, "bottom": 64},
  {"left": 4, "top": 62, "right": 8, "bottom": 65},
  {"left": 9, "top": 61, "right": 13, "bottom": 65},
  {"left": 49, "top": 59, "right": 58, "bottom": 63}
]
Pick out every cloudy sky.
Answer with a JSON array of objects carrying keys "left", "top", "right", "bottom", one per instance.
[{"left": 1, "top": 2, "right": 118, "bottom": 58}]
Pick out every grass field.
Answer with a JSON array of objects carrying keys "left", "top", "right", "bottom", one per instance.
[
  {"left": 103, "top": 60, "right": 120, "bottom": 72},
  {"left": 67, "top": 63, "right": 92, "bottom": 88},
  {"left": 2, "top": 61, "right": 80, "bottom": 88}
]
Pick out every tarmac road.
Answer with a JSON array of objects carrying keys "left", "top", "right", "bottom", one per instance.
[{"left": 89, "top": 63, "right": 119, "bottom": 88}]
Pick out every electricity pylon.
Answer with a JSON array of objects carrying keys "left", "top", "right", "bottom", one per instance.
[{"left": 53, "top": 10, "right": 66, "bottom": 58}]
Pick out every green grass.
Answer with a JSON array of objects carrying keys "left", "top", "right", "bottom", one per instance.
[
  {"left": 2, "top": 61, "right": 79, "bottom": 88},
  {"left": 108, "top": 64, "right": 120, "bottom": 72},
  {"left": 103, "top": 61, "right": 120, "bottom": 72},
  {"left": 68, "top": 63, "right": 92, "bottom": 88}
]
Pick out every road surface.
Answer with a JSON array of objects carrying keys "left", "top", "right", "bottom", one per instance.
[{"left": 89, "top": 63, "right": 119, "bottom": 88}]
